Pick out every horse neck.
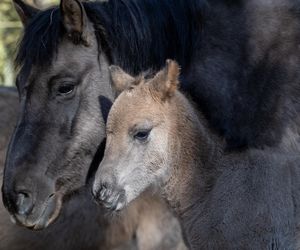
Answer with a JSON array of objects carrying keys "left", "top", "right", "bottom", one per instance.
[
  {"left": 89, "top": 0, "right": 203, "bottom": 74},
  {"left": 163, "top": 92, "right": 223, "bottom": 217}
]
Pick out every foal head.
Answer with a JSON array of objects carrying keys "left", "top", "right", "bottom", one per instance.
[{"left": 92, "top": 60, "right": 180, "bottom": 211}]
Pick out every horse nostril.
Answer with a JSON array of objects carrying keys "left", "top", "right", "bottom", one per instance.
[{"left": 16, "top": 191, "right": 33, "bottom": 216}]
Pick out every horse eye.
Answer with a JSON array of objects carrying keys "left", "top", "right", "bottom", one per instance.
[
  {"left": 134, "top": 130, "right": 151, "bottom": 141},
  {"left": 57, "top": 84, "right": 75, "bottom": 95}
]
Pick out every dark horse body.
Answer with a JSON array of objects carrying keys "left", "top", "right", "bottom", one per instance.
[{"left": 2, "top": 0, "right": 300, "bottom": 247}]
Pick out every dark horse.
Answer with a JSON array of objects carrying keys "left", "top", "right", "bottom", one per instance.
[{"left": 3, "top": 0, "right": 300, "bottom": 243}]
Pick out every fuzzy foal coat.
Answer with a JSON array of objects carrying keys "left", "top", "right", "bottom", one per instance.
[{"left": 163, "top": 91, "right": 300, "bottom": 249}]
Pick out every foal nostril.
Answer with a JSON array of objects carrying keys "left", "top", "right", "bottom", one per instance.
[
  {"left": 16, "top": 191, "right": 33, "bottom": 216},
  {"left": 92, "top": 182, "right": 106, "bottom": 199}
]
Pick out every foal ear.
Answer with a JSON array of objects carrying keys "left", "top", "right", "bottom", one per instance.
[
  {"left": 109, "top": 66, "right": 136, "bottom": 93},
  {"left": 60, "top": 0, "right": 90, "bottom": 46},
  {"left": 151, "top": 60, "right": 180, "bottom": 101},
  {"left": 13, "top": 0, "right": 39, "bottom": 26}
]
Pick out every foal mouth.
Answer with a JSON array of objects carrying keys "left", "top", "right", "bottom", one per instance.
[
  {"left": 13, "top": 193, "right": 63, "bottom": 230},
  {"left": 93, "top": 185, "right": 126, "bottom": 212}
]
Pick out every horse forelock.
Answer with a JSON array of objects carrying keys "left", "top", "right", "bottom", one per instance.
[{"left": 15, "top": 6, "right": 62, "bottom": 89}]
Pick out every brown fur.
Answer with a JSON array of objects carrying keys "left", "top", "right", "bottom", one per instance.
[{"left": 151, "top": 59, "right": 180, "bottom": 100}]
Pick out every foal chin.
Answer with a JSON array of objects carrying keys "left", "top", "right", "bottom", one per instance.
[{"left": 92, "top": 158, "right": 160, "bottom": 211}]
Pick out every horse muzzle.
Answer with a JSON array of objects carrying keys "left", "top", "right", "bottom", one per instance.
[{"left": 11, "top": 192, "right": 63, "bottom": 230}]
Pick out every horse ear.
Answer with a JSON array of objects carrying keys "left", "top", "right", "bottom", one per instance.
[
  {"left": 13, "top": 0, "right": 39, "bottom": 26},
  {"left": 109, "top": 66, "right": 136, "bottom": 93},
  {"left": 150, "top": 59, "right": 180, "bottom": 101},
  {"left": 60, "top": 0, "right": 90, "bottom": 46}
]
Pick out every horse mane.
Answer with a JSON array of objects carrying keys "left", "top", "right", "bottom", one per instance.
[{"left": 16, "top": 0, "right": 205, "bottom": 84}]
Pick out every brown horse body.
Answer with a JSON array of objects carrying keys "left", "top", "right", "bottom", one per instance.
[{"left": 93, "top": 61, "right": 300, "bottom": 249}]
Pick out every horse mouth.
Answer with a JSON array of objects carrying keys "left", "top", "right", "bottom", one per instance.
[{"left": 13, "top": 193, "right": 62, "bottom": 230}]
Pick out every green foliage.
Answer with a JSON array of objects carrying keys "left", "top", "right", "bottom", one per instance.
[{"left": 0, "top": 0, "right": 59, "bottom": 86}]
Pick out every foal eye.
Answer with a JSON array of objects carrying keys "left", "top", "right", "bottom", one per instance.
[
  {"left": 134, "top": 130, "right": 151, "bottom": 142},
  {"left": 57, "top": 84, "right": 75, "bottom": 95}
]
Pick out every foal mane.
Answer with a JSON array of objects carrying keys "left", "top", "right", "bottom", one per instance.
[{"left": 15, "top": 0, "right": 205, "bottom": 86}]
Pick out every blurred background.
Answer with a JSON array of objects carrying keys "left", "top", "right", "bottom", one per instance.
[{"left": 0, "top": 0, "right": 58, "bottom": 86}]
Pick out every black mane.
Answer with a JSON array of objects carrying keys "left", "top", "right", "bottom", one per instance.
[{"left": 16, "top": 0, "right": 204, "bottom": 79}]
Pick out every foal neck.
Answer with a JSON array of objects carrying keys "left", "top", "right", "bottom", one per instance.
[{"left": 163, "top": 91, "right": 223, "bottom": 217}]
